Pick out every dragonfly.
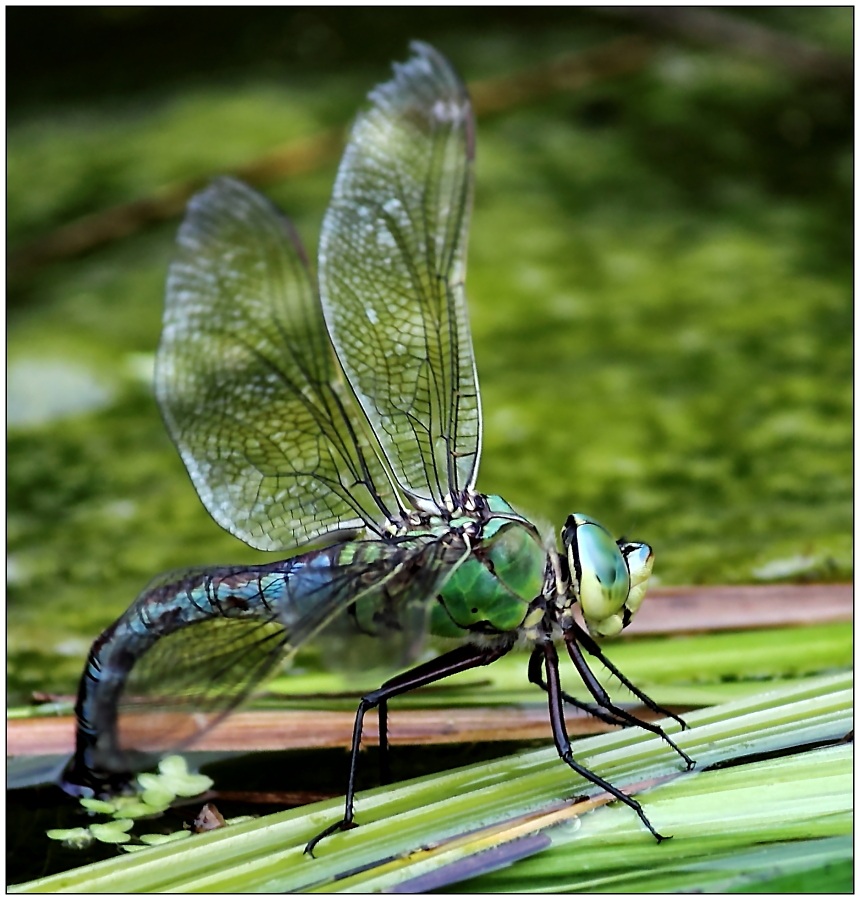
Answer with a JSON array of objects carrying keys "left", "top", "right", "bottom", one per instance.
[{"left": 60, "top": 42, "right": 693, "bottom": 854}]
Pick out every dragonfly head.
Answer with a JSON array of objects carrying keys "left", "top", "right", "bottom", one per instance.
[{"left": 562, "top": 514, "right": 654, "bottom": 638}]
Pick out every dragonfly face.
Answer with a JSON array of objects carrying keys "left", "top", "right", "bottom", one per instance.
[
  {"left": 63, "top": 43, "right": 689, "bottom": 848},
  {"left": 562, "top": 513, "right": 655, "bottom": 638}
]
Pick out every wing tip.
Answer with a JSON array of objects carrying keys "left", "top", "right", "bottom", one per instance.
[
  {"left": 171, "top": 176, "right": 313, "bottom": 287},
  {"left": 367, "top": 41, "right": 473, "bottom": 138}
]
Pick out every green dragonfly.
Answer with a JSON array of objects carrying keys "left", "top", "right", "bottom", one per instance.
[{"left": 60, "top": 42, "right": 693, "bottom": 854}]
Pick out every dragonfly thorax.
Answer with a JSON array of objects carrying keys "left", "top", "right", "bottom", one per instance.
[
  {"left": 429, "top": 496, "right": 550, "bottom": 638},
  {"left": 386, "top": 492, "right": 511, "bottom": 540},
  {"left": 382, "top": 508, "right": 475, "bottom": 542}
]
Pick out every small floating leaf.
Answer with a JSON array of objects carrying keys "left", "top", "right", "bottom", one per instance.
[
  {"left": 90, "top": 820, "right": 134, "bottom": 844},
  {"left": 79, "top": 798, "right": 117, "bottom": 814},
  {"left": 113, "top": 801, "right": 164, "bottom": 819},
  {"left": 155, "top": 756, "right": 214, "bottom": 797},
  {"left": 46, "top": 827, "right": 94, "bottom": 849},
  {"left": 139, "top": 831, "right": 192, "bottom": 845},
  {"left": 141, "top": 787, "right": 176, "bottom": 809},
  {"left": 136, "top": 773, "right": 165, "bottom": 792},
  {"left": 169, "top": 773, "right": 213, "bottom": 797},
  {"left": 157, "top": 756, "right": 189, "bottom": 778}
]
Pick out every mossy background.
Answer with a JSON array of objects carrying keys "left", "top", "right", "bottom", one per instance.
[{"left": 7, "top": 8, "right": 852, "bottom": 701}]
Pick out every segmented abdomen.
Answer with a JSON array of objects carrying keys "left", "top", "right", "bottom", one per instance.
[{"left": 60, "top": 546, "right": 343, "bottom": 796}]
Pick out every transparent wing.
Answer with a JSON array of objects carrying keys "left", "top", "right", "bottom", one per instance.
[
  {"left": 158, "top": 177, "right": 398, "bottom": 551},
  {"left": 88, "top": 534, "right": 470, "bottom": 777},
  {"left": 114, "top": 617, "right": 288, "bottom": 769},
  {"left": 319, "top": 42, "right": 481, "bottom": 509}
]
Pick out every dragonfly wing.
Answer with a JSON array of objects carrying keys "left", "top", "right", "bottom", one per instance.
[
  {"left": 112, "top": 617, "right": 289, "bottom": 772},
  {"left": 319, "top": 42, "right": 481, "bottom": 509},
  {"left": 80, "top": 535, "right": 470, "bottom": 780},
  {"left": 318, "top": 529, "right": 474, "bottom": 670},
  {"left": 158, "top": 177, "right": 397, "bottom": 551}
]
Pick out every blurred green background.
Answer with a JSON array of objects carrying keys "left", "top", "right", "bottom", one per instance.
[{"left": 7, "top": 8, "right": 852, "bottom": 701}]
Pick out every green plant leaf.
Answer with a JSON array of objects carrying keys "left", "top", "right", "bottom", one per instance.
[
  {"left": 11, "top": 671, "right": 850, "bottom": 893},
  {"left": 139, "top": 831, "right": 192, "bottom": 846},
  {"left": 88, "top": 820, "right": 134, "bottom": 845},
  {"left": 45, "top": 828, "right": 94, "bottom": 850}
]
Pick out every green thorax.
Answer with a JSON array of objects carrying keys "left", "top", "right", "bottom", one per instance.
[{"left": 430, "top": 495, "right": 546, "bottom": 637}]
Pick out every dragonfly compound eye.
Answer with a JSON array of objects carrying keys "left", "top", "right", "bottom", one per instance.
[
  {"left": 563, "top": 513, "right": 637, "bottom": 638},
  {"left": 618, "top": 540, "right": 655, "bottom": 619}
]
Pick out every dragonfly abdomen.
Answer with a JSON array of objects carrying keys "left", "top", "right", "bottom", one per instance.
[{"left": 60, "top": 549, "right": 350, "bottom": 797}]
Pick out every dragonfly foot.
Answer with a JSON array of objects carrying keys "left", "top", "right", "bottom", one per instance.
[
  {"left": 666, "top": 739, "right": 695, "bottom": 771},
  {"left": 636, "top": 810, "right": 671, "bottom": 844},
  {"left": 304, "top": 818, "right": 356, "bottom": 858}
]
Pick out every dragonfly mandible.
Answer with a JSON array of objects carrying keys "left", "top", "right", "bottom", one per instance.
[{"left": 60, "top": 42, "right": 694, "bottom": 854}]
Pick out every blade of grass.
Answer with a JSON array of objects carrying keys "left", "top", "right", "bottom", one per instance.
[
  {"left": 353, "top": 744, "right": 852, "bottom": 893},
  {"left": 10, "top": 670, "right": 850, "bottom": 893},
  {"left": 265, "top": 621, "right": 853, "bottom": 701},
  {"left": 443, "top": 833, "right": 854, "bottom": 894},
  {"left": 725, "top": 842, "right": 853, "bottom": 894}
]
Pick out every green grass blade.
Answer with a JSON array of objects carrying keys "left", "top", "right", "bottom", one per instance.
[
  {"left": 10, "top": 671, "right": 851, "bottom": 893},
  {"left": 260, "top": 622, "right": 853, "bottom": 710},
  {"left": 433, "top": 747, "right": 851, "bottom": 893}
]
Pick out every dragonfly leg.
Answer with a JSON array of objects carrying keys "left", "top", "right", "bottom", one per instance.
[
  {"left": 571, "top": 621, "right": 691, "bottom": 732},
  {"left": 564, "top": 632, "right": 695, "bottom": 770},
  {"left": 304, "top": 640, "right": 513, "bottom": 857},
  {"left": 527, "top": 647, "right": 628, "bottom": 728},
  {"left": 377, "top": 699, "right": 390, "bottom": 786},
  {"left": 541, "top": 641, "right": 670, "bottom": 843}
]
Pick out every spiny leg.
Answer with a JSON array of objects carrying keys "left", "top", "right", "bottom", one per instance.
[
  {"left": 377, "top": 699, "right": 390, "bottom": 787},
  {"left": 564, "top": 634, "right": 695, "bottom": 770},
  {"left": 542, "top": 640, "right": 670, "bottom": 842},
  {"left": 527, "top": 647, "right": 628, "bottom": 728},
  {"left": 305, "top": 641, "right": 512, "bottom": 856},
  {"left": 572, "top": 621, "right": 690, "bottom": 731}
]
